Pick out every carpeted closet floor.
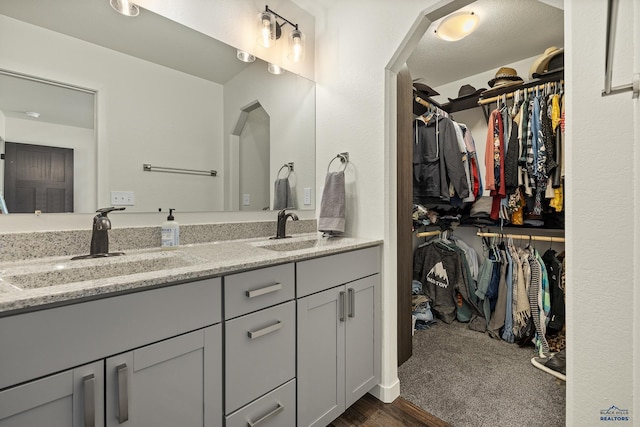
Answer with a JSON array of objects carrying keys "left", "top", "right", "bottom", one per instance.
[{"left": 398, "top": 320, "right": 566, "bottom": 427}]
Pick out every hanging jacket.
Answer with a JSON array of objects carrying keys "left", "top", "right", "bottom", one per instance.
[{"left": 413, "top": 116, "right": 470, "bottom": 203}]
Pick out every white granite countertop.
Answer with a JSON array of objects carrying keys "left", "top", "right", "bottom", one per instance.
[{"left": 0, "top": 233, "right": 381, "bottom": 316}]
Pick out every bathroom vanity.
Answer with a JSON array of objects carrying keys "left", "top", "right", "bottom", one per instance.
[{"left": 0, "top": 234, "right": 381, "bottom": 427}]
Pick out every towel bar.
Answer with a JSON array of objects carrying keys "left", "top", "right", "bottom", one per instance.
[
  {"left": 143, "top": 164, "right": 217, "bottom": 176},
  {"left": 602, "top": 0, "right": 640, "bottom": 98}
]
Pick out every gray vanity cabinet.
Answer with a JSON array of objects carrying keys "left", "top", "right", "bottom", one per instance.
[
  {"left": 0, "top": 361, "right": 104, "bottom": 427},
  {"left": 223, "top": 263, "right": 296, "bottom": 427},
  {"left": 296, "top": 247, "right": 381, "bottom": 427},
  {"left": 105, "top": 326, "right": 221, "bottom": 427},
  {"left": 0, "top": 277, "right": 223, "bottom": 427}
]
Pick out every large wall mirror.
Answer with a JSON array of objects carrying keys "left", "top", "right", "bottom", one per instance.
[{"left": 0, "top": 0, "right": 315, "bottom": 215}]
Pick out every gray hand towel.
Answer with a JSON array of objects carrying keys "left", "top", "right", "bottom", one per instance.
[
  {"left": 273, "top": 177, "right": 295, "bottom": 210},
  {"left": 318, "top": 171, "right": 345, "bottom": 235}
]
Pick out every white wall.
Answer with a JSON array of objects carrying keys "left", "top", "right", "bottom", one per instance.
[
  {"left": 239, "top": 107, "right": 270, "bottom": 211},
  {"left": 4, "top": 118, "right": 96, "bottom": 213},
  {"left": 0, "top": 14, "right": 225, "bottom": 213},
  {"left": 565, "top": 0, "right": 638, "bottom": 425},
  {"left": 224, "top": 60, "right": 316, "bottom": 212}
]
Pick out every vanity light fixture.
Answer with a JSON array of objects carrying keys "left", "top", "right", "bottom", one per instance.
[
  {"left": 434, "top": 11, "right": 478, "bottom": 42},
  {"left": 267, "top": 63, "right": 286, "bottom": 75},
  {"left": 109, "top": 0, "right": 140, "bottom": 17},
  {"left": 237, "top": 49, "right": 256, "bottom": 63},
  {"left": 257, "top": 5, "right": 305, "bottom": 63}
]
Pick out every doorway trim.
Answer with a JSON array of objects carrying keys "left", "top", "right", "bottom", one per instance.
[{"left": 380, "top": 0, "right": 476, "bottom": 401}]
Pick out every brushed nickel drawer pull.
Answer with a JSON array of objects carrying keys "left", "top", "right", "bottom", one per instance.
[
  {"left": 339, "top": 291, "right": 346, "bottom": 322},
  {"left": 247, "top": 402, "right": 284, "bottom": 427},
  {"left": 83, "top": 374, "right": 96, "bottom": 427},
  {"left": 246, "top": 283, "right": 282, "bottom": 298},
  {"left": 248, "top": 321, "right": 283, "bottom": 339},
  {"left": 116, "top": 363, "right": 129, "bottom": 423},
  {"left": 348, "top": 287, "right": 355, "bottom": 318}
]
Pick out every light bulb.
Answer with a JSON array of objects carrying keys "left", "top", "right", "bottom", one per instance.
[
  {"left": 287, "top": 28, "right": 305, "bottom": 63},
  {"left": 257, "top": 11, "right": 276, "bottom": 48}
]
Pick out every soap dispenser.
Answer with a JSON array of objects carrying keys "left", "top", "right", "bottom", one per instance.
[{"left": 161, "top": 208, "right": 180, "bottom": 247}]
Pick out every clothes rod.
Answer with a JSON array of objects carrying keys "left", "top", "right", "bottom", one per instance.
[
  {"left": 478, "top": 80, "right": 564, "bottom": 106},
  {"left": 143, "top": 164, "right": 217, "bottom": 176},
  {"left": 416, "top": 230, "right": 442, "bottom": 238},
  {"left": 476, "top": 232, "right": 565, "bottom": 243}
]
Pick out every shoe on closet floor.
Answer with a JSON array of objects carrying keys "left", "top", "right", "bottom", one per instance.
[{"left": 531, "top": 349, "right": 566, "bottom": 381}]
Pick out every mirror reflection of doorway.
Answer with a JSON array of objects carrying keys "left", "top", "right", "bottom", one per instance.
[
  {"left": 238, "top": 105, "right": 270, "bottom": 211},
  {"left": 4, "top": 141, "right": 74, "bottom": 213}
]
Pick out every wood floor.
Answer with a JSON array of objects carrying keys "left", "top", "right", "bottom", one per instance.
[{"left": 329, "top": 393, "right": 451, "bottom": 427}]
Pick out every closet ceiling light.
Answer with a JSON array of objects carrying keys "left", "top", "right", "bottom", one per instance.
[
  {"left": 434, "top": 12, "right": 478, "bottom": 42},
  {"left": 25, "top": 111, "right": 40, "bottom": 118},
  {"left": 109, "top": 0, "right": 139, "bottom": 17},
  {"left": 237, "top": 50, "right": 256, "bottom": 63},
  {"left": 257, "top": 5, "right": 305, "bottom": 63}
]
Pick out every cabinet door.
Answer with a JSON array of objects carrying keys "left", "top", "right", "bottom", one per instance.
[
  {"left": 0, "top": 361, "right": 104, "bottom": 427},
  {"left": 105, "top": 326, "right": 222, "bottom": 427},
  {"left": 345, "top": 274, "right": 380, "bottom": 407},
  {"left": 297, "top": 286, "right": 346, "bottom": 427}
]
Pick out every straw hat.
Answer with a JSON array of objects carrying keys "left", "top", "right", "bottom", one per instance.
[
  {"left": 528, "top": 47, "right": 564, "bottom": 80},
  {"left": 487, "top": 67, "right": 524, "bottom": 88}
]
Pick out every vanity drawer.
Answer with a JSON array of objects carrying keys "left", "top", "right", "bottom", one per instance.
[
  {"left": 224, "top": 263, "right": 294, "bottom": 319},
  {"left": 224, "top": 301, "right": 295, "bottom": 414},
  {"left": 296, "top": 246, "right": 381, "bottom": 298},
  {"left": 225, "top": 379, "right": 296, "bottom": 427}
]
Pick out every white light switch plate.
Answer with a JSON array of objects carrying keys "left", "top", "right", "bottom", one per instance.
[{"left": 303, "top": 187, "right": 312, "bottom": 205}]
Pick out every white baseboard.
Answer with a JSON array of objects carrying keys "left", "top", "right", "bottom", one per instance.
[{"left": 369, "top": 378, "right": 401, "bottom": 403}]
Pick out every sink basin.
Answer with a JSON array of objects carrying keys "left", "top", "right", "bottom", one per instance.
[
  {"left": 2, "top": 252, "right": 197, "bottom": 290},
  {"left": 252, "top": 237, "right": 322, "bottom": 252}
]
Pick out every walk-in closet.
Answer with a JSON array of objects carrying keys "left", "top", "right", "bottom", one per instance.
[{"left": 396, "top": 1, "right": 567, "bottom": 425}]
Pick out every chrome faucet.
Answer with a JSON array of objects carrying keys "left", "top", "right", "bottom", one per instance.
[
  {"left": 273, "top": 208, "right": 299, "bottom": 239},
  {"left": 90, "top": 207, "right": 125, "bottom": 255}
]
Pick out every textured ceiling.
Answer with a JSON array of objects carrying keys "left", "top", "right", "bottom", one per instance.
[{"left": 408, "top": 0, "right": 564, "bottom": 87}]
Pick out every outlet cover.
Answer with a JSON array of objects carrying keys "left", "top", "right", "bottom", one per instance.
[
  {"left": 242, "top": 194, "right": 251, "bottom": 206},
  {"left": 111, "top": 191, "right": 135, "bottom": 206}
]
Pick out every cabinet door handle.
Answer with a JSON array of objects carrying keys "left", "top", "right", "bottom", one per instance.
[
  {"left": 348, "top": 287, "right": 355, "bottom": 318},
  {"left": 116, "top": 363, "right": 129, "bottom": 424},
  {"left": 247, "top": 403, "right": 284, "bottom": 427},
  {"left": 246, "top": 282, "right": 282, "bottom": 298},
  {"left": 339, "top": 291, "right": 346, "bottom": 322},
  {"left": 83, "top": 374, "right": 96, "bottom": 427},
  {"left": 248, "top": 321, "right": 283, "bottom": 339}
]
